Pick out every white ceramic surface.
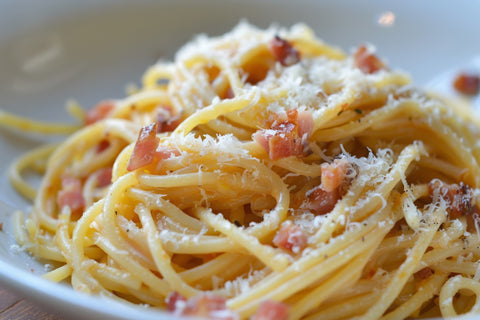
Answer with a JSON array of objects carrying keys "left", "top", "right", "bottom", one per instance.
[{"left": 0, "top": 1, "right": 479, "bottom": 319}]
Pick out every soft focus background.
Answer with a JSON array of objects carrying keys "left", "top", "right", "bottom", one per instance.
[
  {"left": 1, "top": 0, "right": 479, "bottom": 125},
  {"left": 0, "top": 1, "right": 479, "bottom": 319}
]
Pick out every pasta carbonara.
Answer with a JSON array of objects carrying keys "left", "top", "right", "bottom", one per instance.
[{"left": 3, "top": 22, "right": 480, "bottom": 320}]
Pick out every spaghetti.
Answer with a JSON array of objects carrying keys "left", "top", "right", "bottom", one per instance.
[{"left": 3, "top": 22, "right": 480, "bottom": 319}]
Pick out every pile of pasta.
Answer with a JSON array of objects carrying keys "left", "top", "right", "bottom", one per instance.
[{"left": 5, "top": 22, "right": 480, "bottom": 319}]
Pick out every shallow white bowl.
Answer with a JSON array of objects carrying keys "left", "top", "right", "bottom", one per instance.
[{"left": 0, "top": 1, "right": 479, "bottom": 319}]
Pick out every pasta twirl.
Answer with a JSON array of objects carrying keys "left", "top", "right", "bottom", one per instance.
[{"left": 3, "top": 22, "right": 480, "bottom": 319}]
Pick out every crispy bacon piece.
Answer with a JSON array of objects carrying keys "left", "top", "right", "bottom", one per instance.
[
  {"left": 305, "top": 159, "right": 353, "bottom": 215},
  {"left": 251, "top": 300, "right": 289, "bottom": 320},
  {"left": 167, "top": 293, "right": 237, "bottom": 320},
  {"left": 428, "top": 180, "right": 475, "bottom": 218},
  {"left": 162, "top": 117, "right": 182, "bottom": 132},
  {"left": 84, "top": 101, "right": 115, "bottom": 125},
  {"left": 96, "top": 167, "right": 112, "bottom": 188},
  {"left": 269, "top": 35, "right": 300, "bottom": 66},
  {"left": 453, "top": 72, "right": 480, "bottom": 95},
  {"left": 127, "top": 123, "right": 159, "bottom": 171},
  {"left": 354, "top": 45, "right": 385, "bottom": 74},
  {"left": 321, "top": 159, "right": 350, "bottom": 193},
  {"left": 273, "top": 222, "right": 308, "bottom": 253},
  {"left": 265, "top": 130, "right": 303, "bottom": 160},
  {"left": 296, "top": 110, "right": 314, "bottom": 138},
  {"left": 57, "top": 176, "right": 85, "bottom": 214},
  {"left": 305, "top": 186, "right": 340, "bottom": 215},
  {"left": 253, "top": 109, "right": 313, "bottom": 160},
  {"left": 156, "top": 106, "right": 182, "bottom": 133}
]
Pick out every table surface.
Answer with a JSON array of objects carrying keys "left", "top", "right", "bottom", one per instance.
[{"left": 0, "top": 285, "right": 63, "bottom": 320}]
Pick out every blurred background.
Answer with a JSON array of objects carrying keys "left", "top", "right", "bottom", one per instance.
[{"left": 1, "top": 0, "right": 479, "bottom": 123}]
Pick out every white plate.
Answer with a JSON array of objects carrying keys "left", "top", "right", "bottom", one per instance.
[{"left": 0, "top": 1, "right": 479, "bottom": 319}]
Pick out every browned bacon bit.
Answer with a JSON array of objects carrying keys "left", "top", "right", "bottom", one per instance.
[
  {"left": 321, "top": 158, "right": 351, "bottom": 193},
  {"left": 304, "top": 159, "right": 353, "bottom": 215},
  {"left": 273, "top": 222, "right": 308, "bottom": 253},
  {"left": 0, "top": 222, "right": 3, "bottom": 231},
  {"left": 84, "top": 101, "right": 115, "bottom": 125},
  {"left": 428, "top": 180, "right": 475, "bottom": 218},
  {"left": 126, "top": 123, "right": 159, "bottom": 171},
  {"left": 414, "top": 267, "right": 434, "bottom": 280},
  {"left": 96, "top": 139, "right": 110, "bottom": 153},
  {"left": 167, "top": 293, "right": 238, "bottom": 319},
  {"left": 96, "top": 167, "right": 113, "bottom": 188},
  {"left": 353, "top": 45, "right": 386, "bottom": 74},
  {"left": 453, "top": 72, "right": 480, "bottom": 95},
  {"left": 295, "top": 110, "right": 314, "bottom": 138},
  {"left": 156, "top": 106, "right": 182, "bottom": 133},
  {"left": 57, "top": 176, "right": 85, "bottom": 214},
  {"left": 269, "top": 35, "right": 300, "bottom": 66},
  {"left": 253, "top": 109, "right": 314, "bottom": 160},
  {"left": 304, "top": 186, "right": 340, "bottom": 215},
  {"left": 251, "top": 300, "right": 289, "bottom": 320}
]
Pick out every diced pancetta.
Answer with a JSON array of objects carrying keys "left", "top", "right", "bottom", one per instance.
[
  {"left": 321, "top": 159, "right": 350, "bottom": 193},
  {"left": 166, "top": 292, "right": 187, "bottom": 313},
  {"left": 353, "top": 45, "right": 385, "bottom": 74},
  {"left": 269, "top": 35, "right": 300, "bottom": 66},
  {"left": 96, "top": 167, "right": 113, "bottom": 188},
  {"left": 266, "top": 130, "right": 303, "bottom": 160},
  {"left": 166, "top": 293, "right": 237, "bottom": 320},
  {"left": 296, "top": 110, "right": 314, "bottom": 139},
  {"left": 57, "top": 176, "right": 85, "bottom": 214},
  {"left": 453, "top": 72, "right": 480, "bottom": 95},
  {"left": 304, "top": 159, "right": 353, "bottom": 215},
  {"left": 428, "top": 180, "right": 475, "bottom": 218},
  {"left": 84, "top": 101, "right": 115, "bottom": 125},
  {"left": 251, "top": 300, "right": 289, "bottom": 320},
  {"left": 126, "top": 123, "right": 159, "bottom": 171},
  {"left": 304, "top": 186, "right": 340, "bottom": 215},
  {"left": 253, "top": 110, "right": 313, "bottom": 160},
  {"left": 156, "top": 105, "right": 182, "bottom": 133},
  {"left": 273, "top": 222, "right": 308, "bottom": 253}
]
